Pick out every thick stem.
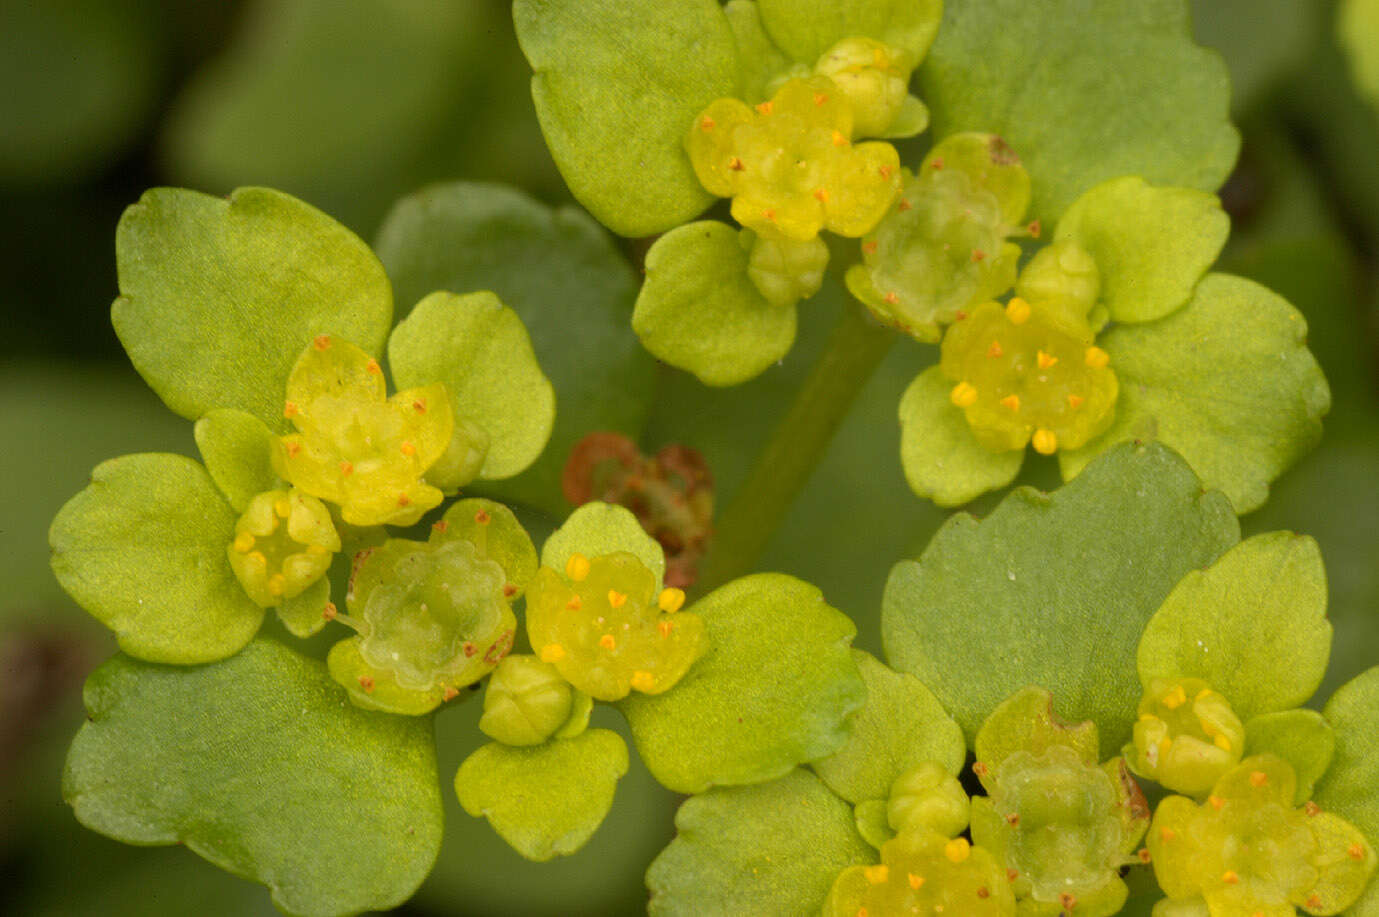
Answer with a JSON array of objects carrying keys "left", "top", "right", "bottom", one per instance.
[{"left": 696, "top": 301, "right": 895, "bottom": 592}]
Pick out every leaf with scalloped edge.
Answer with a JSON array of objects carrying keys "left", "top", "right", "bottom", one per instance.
[
  {"left": 63, "top": 639, "right": 442, "bottom": 917},
  {"left": 49, "top": 453, "right": 263, "bottom": 665},
  {"left": 898, "top": 365, "right": 1025, "bottom": 506},
  {"left": 1054, "top": 176, "right": 1229, "bottom": 323},
  {"left": 455, "top": 729, "right": 628, "bottom": 862},
  {"left": 112, "top": 186, "right": 392, "bottom": 429},
  {"left": 541, "top": 502, "right": 666, "bottom": 589},
  {"left": 374, "top": 182, "right": 654, "bottom": 517},
  {"left": 194, "top": 409, "right": 280, "bottom": 512},
  {"left": 1137, "top": 532, "right": 1331, "bottom": 721},
  {"left": 646, "top": 768, "right": 871, "bottom": 916},
  {"left": 756, "top": 0, "right": 943, "bottom": 65},
  {"left": 622, "top": 573, "right": 864, "bottom": 793},
  {"left": 883, "top": 442, "right": 1239, "bottom": 758},
  {"left": 1063, "top": 273, "right": 1330, "bottom": 513},
  {"left": 513, "top": 0, "right": 737, "bottom": 237},
  {"left": 919, "top": 0, "right": 1238, "bottom": 224},
  {"left": 811, "top": 649, "right": 966, "bottom": 804},
  {"left": 1316, "top": 666, "right": 1379, "bottom": 915},
  {"left": 1243, "top": 709, "right": 1335, "bottom": 804},
  {"left": 633, "top": 221, "right": 798, "bottom": 387},
  {"left": 389, "top": 290, "right": 554, "bottom": 482}
]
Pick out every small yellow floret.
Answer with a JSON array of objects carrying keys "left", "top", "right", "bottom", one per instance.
[{"left": 658, "top": 588, "right": 686, "bottom": 613}]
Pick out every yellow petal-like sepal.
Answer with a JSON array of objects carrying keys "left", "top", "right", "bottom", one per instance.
[{"left": 227, "top": 488, "right": 340, "bottom": 608}]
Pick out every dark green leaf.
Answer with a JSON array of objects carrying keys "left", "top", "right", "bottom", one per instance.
[
  {"left": 882, "top": 442, "right": 1239, "bottom": 758},
  {"left": 63, "top": 639, "right": 442, "bottom": 917}
]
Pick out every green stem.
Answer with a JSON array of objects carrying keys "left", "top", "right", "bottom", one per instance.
[{"left": 696, "top": 301, "right": 896, "bottom": 592}]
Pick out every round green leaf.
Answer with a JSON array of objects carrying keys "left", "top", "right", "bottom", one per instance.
[
  {"left": 389, "top": 290, "right": 555, "bottom": 481},
  {"left": 512, "top": 0, "right": 737, "bottom": 237},
  {"left": 112, "top": 186, "right": 392, "bottom": 428},
  {"left": 193, "top": 408, "right": 280, "bottom": 511},
  {"left": 882, "top": 442, "right": 1240, "bottom": 758},
  {"left": 1137, "top": 532, "right": 1331, "bottom": 720},
  {"left": 455, "top": 729, "right": 629, "bottom": 862},
  {"left": 621, "top": 573, "right": 865, "bottom": 794},
  {"left": 1316, "top": 668, "right": 1379, "bottom": 883},
  {"left": 756, "top": 0, "right": 942, "bottom": 65},
  {"left": 374, "top": 181, "right": 655, "bottom": 516},
  {"left": 63, "top": 639, "right": 443, "bottom": 917},
  {"left": 1243, "top": 709, "right": 1335, "bottom": 804},
  {"left": 898, "top": 365, "right": 1025, "bottom": 506},
  {"left": 49, "top": 453, "right": 263, "bottom": 665},
  {"left": 919, "top": 0, "right": 1239, "bottom": 224},
  {"left": 646, "top": 768, "right": 871, "bottom": 916},
  {"left": 541, "top": 502, "right": 666, "bottom": 589},
  {"left": 1063, "top": 273, "right": 1331, "bottom": 513},
  {"left": 811, "top": 650, "right": 966, "bottom": 804},
  {"left": 633, "top": 221, "right": 798, "bottom": 387},
  {"left": 1054, "top": 176, "right": 1230, "bottom": 324}
]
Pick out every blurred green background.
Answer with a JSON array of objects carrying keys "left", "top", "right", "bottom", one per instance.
[{"left": 2, "top": 1, "right": 1376, "bottom": 914}]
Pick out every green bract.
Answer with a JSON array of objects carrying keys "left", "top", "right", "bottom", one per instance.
[{"left": 899, "top": 174, "right": 1328, "bottom": 510}]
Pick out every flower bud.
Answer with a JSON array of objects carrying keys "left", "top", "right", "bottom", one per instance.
[
  {"left": 479, "top": 655, "right": 574, "bottom": 746},
  {"left": 1128, "top": 677, "right": 1244, "bottom": 797},
  {"left": 887, "top": 760, "right": 970, "bottom": 838},
  {"left": 814, "top": 37, "right": 913, "bottom": 138}
]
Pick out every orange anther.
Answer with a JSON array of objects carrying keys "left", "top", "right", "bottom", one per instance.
[
  {"left": 813, "top": 92, "right": 828, "bottom": 106},
  {"left": 285, "top": 441, "right": 302, "bottom": 457},
  {"left": 432, "top": 520, "right": 449, "bottom": 533},
  {"left": 283, "top": 401, "right": 299, "bottom": 418},
  {"left": 1004, "top": 812, "right": 1020, "bottom": 826},
  {"left": 1221, "top": 871, "right": 1239, "bottom": 885},
  {"left": 930, "top": 157, "right": 945, "bottom": 170},
  {"left": 339, "top": 461, "right": 353, "bottom": 476},
  {"left": 397, "top": 494, "right": 411, "bottom": 507},
  {"left": 884, "top": 291, "right": 899, "bottom": 304},
  {"left": 1037, "top": 350, "right": 1058, "bottom": 369},
  {"left": 728, "top": 156, "right": 744, "bottom": 171},
  {"left": 443, "top": 686, "right": 459, "bottom": 701},
  {"left": 1249, "top": 771, "right": 1268, "bottom": 787},
  {"left": 971, "top": 249, "right": 987, "bottom": 262},
  {"left": 1000, "top": 394, "right": 1020, "bottom": 412},
  {"left": 755, "top": 101, "right": 773, "bottom": 115},
  {"left": 474, "top": 509, "right": 490, "bottom": 524},
  {"left": 1160, "top": 827, "right": 1176, "bottom": 841},
  {"left": 1306, "top": 896, "right": 1322, "bottom": 909},
  {"left": 1137, "top": 849, "right": 1151, "bottom": 863},
  {"left": 1059, "top": 893, "right": 1077, "bottom": 910},
  {"left": 599, "top": 634, "right": 616, "bottom": 650},
  {"left": 502, "top": 584, "right": 517, "bottom": 597},
  {"left": 977, "top": 887, "right": 990, "bottom": 899},
  {"left": 322, "top": 602, "right": 338, "bottom": 620},
  {"left": 813, "top": 188, "right": 829, "bottom": 203},
  {"left": 700, "top": 115, "right": 715, "bottom": 131},
  {"left": 1068, "top": 395, "right": 1085, "bottom": 409},
  {"left": 763, "top": 209, "right": 776, "bottom": 221},
  {"left": 313, "top": 334, "right": 332, "bottom": 350},
  {"left": 1006, "top": 869, "right": 1019, "bottom": 883},
  {"left": 908, "top": 874, "right": 924, "bottom": 890},
  {"left": 365, "top": 359, "right": 381, "bottom": 374},
  {"left": 412, "top": 399, "right": 427, "bottom": 413},
  {"left": 1305, "top": 801, "right": 1322, "bottom": 817},
  {"left": 1027, "top": 220, "right": 1042, "bottom": 238},
  {"left": 566, "top": 596, "right": 583, "bottom": 611},
  {"left": 898, "top": 199, "right": 912, "bottom": 211},
  {"left": 862, "top": 240, "right": 878, "bottom": 255},
  {"left": 987, "top": 340, "right": 1003, "bottom": 358},
  {"left": 358, "top": 676, "right": 375, "bottom": 693},
  {"left": 608, "top": 590, "right": 628, "bottom": 608},
  {"left": 1208, "top": 795, "right": 1225, "bottom": 810},
  {"left": 658, "top": 619, "right": 675, "bottom": 638},
  {"left": 879, "top": 165, "right": 893, "bottom": 179},
  {"left": 400, "top": 440, "right": 416, "bottom": 456},
  {"left": 1350, "top": 843, "right": 1366, "bottom": 860},
  {"left": 863, "top": 864, "right": 888, "bottom": 884},
  {"left": 831, "top": 130, "right": 847, "bottom": 146}
]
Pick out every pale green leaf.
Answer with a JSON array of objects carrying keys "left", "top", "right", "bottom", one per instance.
[
  {"left": 49, "top": 453, "right": 263, "bottom": 665},
  {"left": 455, "top": 729, "right": 629, "bottom": 862},
  {"left": 919, "top": 0, "right": 1239, "bottom": 224},
  {"left": 1062, "top": 273, "right": 1330, "bottom": 513},
  {"left": 1317, "top": 668, "right": 1379, "bottom": 867},
  {"left": 621, "top": 573, "right": 865, "bottom": 793},
  {"left": 389, "top": 290, "right": 555, "bottom": 481},
  {"left": 882, "top": 442, "right": 1239, "bottom": 758},
  {"left": 811, "top": 650, "right": 966, "bottom": 804},
  {"left": 633, "top": 221, "right": 797, "bottom": 387},
  {"left": 646, "top": 768, "right": 871, "bottom": 916},
  {"left": 373, "top": 181, "right": 655, "bottom": 517},
  {"left": 756, "top": 0, "right": 943, "bottom": 65},
  {"left": 898, "top": 365, "right": 1024, "bottom": 506},
  {"left": 1054, "top": 176, "right": 1229, "bottom": 323},
  {"left": 513, "top": 0, "right": 737, "bottom": 237},
  {"left": 541, "top": 502, "right": 665, "bottom": 588},
  {"left": 112, "top": 186, "right": 392, "bottom": 428},
  {"left": 194, "top": 409, "right": 280, "bottom": 511},
  {"left": 1137, "top": 532, "right": 1331, "bottom": 721},
  {"left": 1243, "top": 709, "right": 1335, "bottom": 804},
  {"left": 724, "top": 0, "right": 795, "bottom": 103},
  {"left": 63, "top": 639, "right": 443, "bottom": 917}
]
